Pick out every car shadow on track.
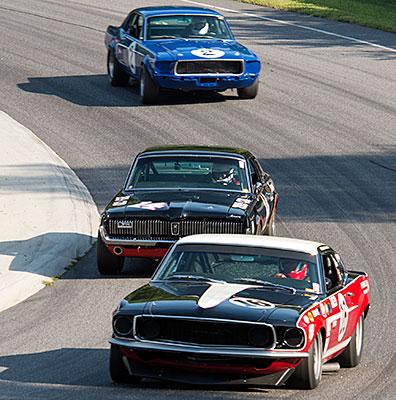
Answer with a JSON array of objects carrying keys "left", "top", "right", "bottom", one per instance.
[
  {"left": 0, "top": 348, "right": 275, "bottom": 396},
  {"left": 17, "top": 75, "right": 240, "bottom": 107}
]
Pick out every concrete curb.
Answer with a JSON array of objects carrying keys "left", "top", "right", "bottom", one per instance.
[{"left": 0, "top": 111, "right": 99, "bottom": 312}]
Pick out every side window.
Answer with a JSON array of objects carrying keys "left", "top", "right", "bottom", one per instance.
[
  {"left": 136, "top": 15, "right": 143, "bottom": 40},
  {"left": 124, "top": 14, "right": 137, "bottom": 35},
  {"left": 322, "top": 253, "right": 343, "bottom": 290},
  {"left": 125, "top": 14, "right": 143, "bottom": 39},
  {"left": 333, "top": 253, "right": 346, "bottom": 284},
  {"left": 247, "top": 159, "right": 258, "bottom": 185}
]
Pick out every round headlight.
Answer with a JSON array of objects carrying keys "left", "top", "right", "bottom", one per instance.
[
  {"left": 248, "top": 326, "right": 272, "bottom": 347},
  {"left": 113, "top": 315, "right": 134, "bottom": 336},
  {"left": 139, "top": 319, "right": 161, "bottom": 340},
  {"left": 284, "top": 328, "right": 304, "bottom": 348}
]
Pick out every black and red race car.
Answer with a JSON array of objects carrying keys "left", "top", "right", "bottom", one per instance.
[
  {"left": 109, "top": 234, "right": 370, "bottom": 389},
  {"left": 97, "top": 146, "right": 278, "bottom": 275}
]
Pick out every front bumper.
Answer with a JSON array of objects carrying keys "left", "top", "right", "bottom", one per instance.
[
  {"left": 110, "top": 337, "right": 308, "bottom": 359},
  {"left": 111, "top": 337, "right": 305, "bottom": 385},
  {"left": 152, "top": 74, "right": 258, "bottom": 91}
]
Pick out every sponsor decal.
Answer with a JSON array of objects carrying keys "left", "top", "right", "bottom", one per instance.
[
  {"left": 312, "top": 283, "right": 320, "bottom": 293},
  {"left": 360, "top": 280, "right": 370, "bottom": 294},
  {"left": 320, "top": 303, "right": 327, "bottom": 318},
  {"left": 330, "top": 296, "right": 338, "bottom": 309},
  {"left": 303, "top": 315, "right": 310, "bottom": 324},
  {"left": 128, "top": 201, "right": 167, "bottom": 210},
  {"left": 312, "top": 308, "right": 320, "bottom": 318},
  {"left": 308, "top": 312, "right": 314, "bottom": 323},
  {"left": 191, "top": 49, "right": 225, "bottom": 58},
  {"left": 112, "top": 196, "right": 130, "bottom": 207},
  {"left": 232, "top": 198, "right": 251, "bottom": 210},
  {"left": 309, "top": 324, "right": 315, "bottom": 341}
]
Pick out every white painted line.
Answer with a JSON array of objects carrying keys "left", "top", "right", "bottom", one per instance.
[
  {"left": 182, "top": 0, "right": 396, "bottom": 53},
  {"left": 0, "top": 111, "right": 99, "bottom": 312}
]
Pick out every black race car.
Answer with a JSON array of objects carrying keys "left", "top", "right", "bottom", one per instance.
[
  {"left": 97, "top": 146, "right": 278, "bottom": 274},
  {"left": 109, "top": 234, "right": 370, "bottom": 388}
]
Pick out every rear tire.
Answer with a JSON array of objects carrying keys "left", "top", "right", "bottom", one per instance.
[
  {"left": 336, "top": 314, "right": 364, "bottom": 368},
  {"left": 237, "top": 79, "right": 259, "bottom": 99},
  {"left": 287, "top": 331, "right": 323, "bottom": 389},
  {"left": 97, "top": 233, "right": 124, "bottom": 275},
  {"left": 107, "top": 50, "right": 129, "bottom": 87},
  {"left": 110, "top": 344, "right": 141, "bottom": 384},
  {"left": 139, "top": 64, "right": 160, "bottom": 104}
]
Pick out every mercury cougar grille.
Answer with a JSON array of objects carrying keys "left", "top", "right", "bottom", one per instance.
[
  {"left": 135, "top": 317, "right": 275, "bottom": 348},
  {"left": 176, "top": 60, "right": 243, "bottom": 75},
  {"left": 106, "top": 218, "right": 244, "bottom": 240}
]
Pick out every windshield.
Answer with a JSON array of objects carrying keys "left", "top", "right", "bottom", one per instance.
[
  {"left": 146, "top": 15, "right": 233, "bottom": 40},
  {"left": 154, "top": 244, "right": 321, "bottom": 293},
  {"left": 126, "top": 155, "right": 249, "bottom": 191}
]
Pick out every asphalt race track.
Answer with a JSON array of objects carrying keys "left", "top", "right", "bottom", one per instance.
[{"left": 1, "top": 0, "right": 396, "bottom": 399}]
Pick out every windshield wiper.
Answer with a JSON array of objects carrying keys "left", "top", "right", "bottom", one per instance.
[
  {"left": 151, "top": 35, "right": 177, "bottom": 39},
  {"left": 187, "top": 35, "right": 215, "bottom": 39},
  {"left": 166, "top": 275, "right": 225, "bottom": 284},
  {"left": 234, "top": 278, "right": 296, "bottom": 294}
]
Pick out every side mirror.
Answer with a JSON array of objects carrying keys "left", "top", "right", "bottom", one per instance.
[
  {"left": 254, "top": 181, "right": 262, "bottom": 193},
  {"left": 325, "top": 277, "right": 333, "bottom": 291}
]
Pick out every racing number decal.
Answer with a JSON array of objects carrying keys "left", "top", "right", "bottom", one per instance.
[
  {"left": 191, "top": 49, "right": 225, "bottom": 58},
  {"left": 338, "top": 293, "right": 349, "bottom": 341},
  {"left": 128, "top": 41, "right": 137, "bottom": 74}
]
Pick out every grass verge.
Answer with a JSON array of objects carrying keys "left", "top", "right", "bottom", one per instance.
[{"left": 237, "top": 0, "right": 396, "bottom": 33}]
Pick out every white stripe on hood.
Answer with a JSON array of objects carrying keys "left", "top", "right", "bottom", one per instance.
[{"left": 198, "top": 282, "right": 252, "bottom": 309}]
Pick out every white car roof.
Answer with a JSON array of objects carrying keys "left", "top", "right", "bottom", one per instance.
[{"left": 176, "top": 234, "right": 325, "bottom": 255}]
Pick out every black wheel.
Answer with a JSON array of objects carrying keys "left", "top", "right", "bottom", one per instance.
[
  {"left": 110, "top": 343, "right": 141, "bottom": 384},
  {"left": 237, "top": 79, "right": 259, "bottom": 99},
  {"left": 107, "top": 50, "right": 129, "bottom": 87},
  {"left": 96, "top": 233, "right": 125, "bottom": 275},
  {"left": 336, "top": 314, "right": 364, "bottom": 368},
  {"left": 287, "top": 331, "right": 323, "bottom": 389},
  {"left": 139, "top": 64, "right": 160, "bottom": 104}
]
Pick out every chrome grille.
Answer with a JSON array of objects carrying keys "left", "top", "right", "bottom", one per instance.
[
  {"left": 106, "top": 218, "right": 244, "bottom": 240},
  {"left": 176, "top": 60, "right": 243, "bottom": 75}
]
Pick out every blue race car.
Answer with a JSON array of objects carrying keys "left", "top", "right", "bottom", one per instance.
[{"left": 104, "top": 6, "right": 261, "bottom": 103}]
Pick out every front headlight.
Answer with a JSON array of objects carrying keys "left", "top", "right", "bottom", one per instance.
[
  {"left": 113, "top": 315, "right": 134, "bottom": 337},
  {"left": 283, "top": 328, "right": 304, "bottom": 348}
]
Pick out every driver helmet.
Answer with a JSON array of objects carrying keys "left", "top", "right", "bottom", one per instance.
[
  {"left": 190, "top": 17, "right": 209, "bottom": 35},
  {"left": 281, "top": 259, "right": 307, "bottom": 280},
  {"left": 212, "top": 162, "right": 235, "bottom": 185}
]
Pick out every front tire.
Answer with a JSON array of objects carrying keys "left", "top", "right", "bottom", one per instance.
[
  {"left": 96, "top": 233, "right": 125, "bottom": 275},
  {"left": 237, "top": 79, "right": 259, "bottom": 99},
  {"left": 139, "top": 64, "right": 160, "bottom": 104},
  {"left": 287, "top": 331, "right": 323, "bottom": 389},
  {"left": 107, "top": 50, "right": 129, "bottom": 87},
  {"left": 110, "top": 344, "right": 141, "bottom": 384},
  {"left": 336, "top": 314, "right": 364, "bottom": 368}
]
